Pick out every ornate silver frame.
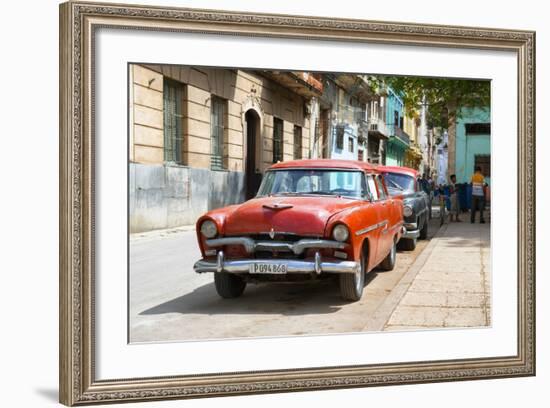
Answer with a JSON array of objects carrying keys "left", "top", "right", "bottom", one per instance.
[{"left": 59, "top": 1, "right": 536, "bottom": 405}]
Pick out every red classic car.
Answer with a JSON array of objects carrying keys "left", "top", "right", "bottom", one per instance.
[{"left": 193, "top": 159, "right": 404, "bottom": 301}]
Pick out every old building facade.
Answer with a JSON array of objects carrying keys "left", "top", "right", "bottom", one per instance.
[
  {"left": 365, "top": 93, "right": 389, "bottom": 164},
  {"left": 403, "top": 111, "right": 423, "bottom": 170},
  {"left": 384, "top": 87, "right": 410, "bottom": 166},
  {"left": 129, "top": 64, "right": 320, "bottom": 232}
]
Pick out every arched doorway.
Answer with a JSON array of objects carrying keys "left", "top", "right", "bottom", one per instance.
[{"left": 245, "top": 109, "right": 262, "bottom": 199}]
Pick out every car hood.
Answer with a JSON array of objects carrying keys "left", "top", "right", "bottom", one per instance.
[{"left": 223, "top": 195, "right": 363, "bottom": 237}]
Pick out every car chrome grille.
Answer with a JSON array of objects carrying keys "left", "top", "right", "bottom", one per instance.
[
  {"left": 244, "top": 233, "right": 320, "bottom": 242},
  {"left": 254, "top": 250, "right": 302, "bottom": 260}
]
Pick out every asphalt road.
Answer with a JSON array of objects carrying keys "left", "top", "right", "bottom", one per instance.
[{"left": 129, "top": 219, "right": 441, "bottom": 343}]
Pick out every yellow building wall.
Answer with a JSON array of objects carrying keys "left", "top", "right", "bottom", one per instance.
[
  {"left": 130, "top": 64, "right": 311, "bottom": 172},
  {"left": 129, "top": 65, "right": 164, "bottom": 164}
]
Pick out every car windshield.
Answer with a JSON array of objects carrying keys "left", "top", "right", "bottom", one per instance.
[
  {"left": 383, "top": 172, "right": 416, "bottom": 195},
  {"left": 257, "top": 169, "right": 365, "bottom": 199}
]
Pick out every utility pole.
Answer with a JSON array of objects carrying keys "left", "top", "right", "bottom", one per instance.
[{"left": 420, "top": 94, "right": 428, "bottom": 175}]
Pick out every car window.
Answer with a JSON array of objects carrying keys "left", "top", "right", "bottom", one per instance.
[
  {"left": 375, "top": 175, "right": 387, "bottom": 200},
  {"left": 258, "top": 169, "right": 365, "bottom": 198},
  {"left": 296, "top": 174, "right": 320, "bottom": 192},
  {"left": 366, "top": 175, "right": 379, "bottom": 201}
]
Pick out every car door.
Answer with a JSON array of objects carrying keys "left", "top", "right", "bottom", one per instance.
[
  {"left": 385, "top": 174, "right": 404, "bottom": 237},
  {"left": 374, "top": 174, "right": 394, "bottom": 261},
  {"left": 363, "top": 173, "right": 384, "bottom": 267}
]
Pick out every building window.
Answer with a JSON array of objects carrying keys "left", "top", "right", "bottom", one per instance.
[
  {"left": 163, "top": 79, "right": 184, "bottom": 164},
  {"left": 348, "top": 137, "right": 354, "bottom": 153},
  {"left": 358, "top": 149, "right": 364, "bottom": 161},
  {"left": 474, "top": 154, "right": 491, "bottom": 177},
  {"left": 273, "top": 117, "right": 284, "bottom": 163},
  {"left": 293, "top": 125, "right": 302, "bottom": 159},
  {"left": 210, "top": 96, "right": 226, "bottom": 170},
  {"left": 465, "top": 123, "right": 491, "bottom": 135},
  {"left": 336, "top": 126, "right": 345, "bottom": 150}
]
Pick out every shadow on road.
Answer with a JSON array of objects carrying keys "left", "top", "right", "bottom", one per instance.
[{"left": 139, "top": 278, "right": 359, "bottom": 317}]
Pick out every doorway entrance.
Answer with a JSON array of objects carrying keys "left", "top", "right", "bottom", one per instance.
[{"left": 245, "top": 109, "right": 262, "bottom": 199}]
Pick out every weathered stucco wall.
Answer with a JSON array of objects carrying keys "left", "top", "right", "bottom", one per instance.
[
  {"left": 129, "top": 163, "right": 245, "bottom": 232},
  {"left": 133, "top": 64, "right": 311, "bottom": 172}
]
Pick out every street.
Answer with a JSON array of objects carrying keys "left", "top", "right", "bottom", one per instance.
[{"left": 128, "top": 215, "right": 488, "bottom": 343}]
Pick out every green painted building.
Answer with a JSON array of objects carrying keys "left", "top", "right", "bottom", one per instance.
[
  {"left": 384, "top": 87, "right": 409, "bottom": 166},
  {"left": 454, "top": 107, "right": 491, "bottom": 184}
]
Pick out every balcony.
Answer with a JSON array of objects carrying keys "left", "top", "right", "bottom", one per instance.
[
  {"left": 367, "top": 117, "right": 389, "bottom": 140},
  {"left": 332, "top": 74, "right": 374, "bottom": 102},
  {"left": 260, "top": 71, "right": 323, "bottom": 98},
  {"left": 335, "top": 105, "right": 366, "bottom": 125},
  {"left": 390, "top": 125, "right": 411, "bottom": 146}
]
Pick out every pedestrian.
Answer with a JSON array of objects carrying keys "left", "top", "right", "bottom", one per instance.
[
  {"left": 449, "top": 174, "right": 461, "bottom": 222},
  {"left": 470, "top": 166, "right": 486, "bottom": 223}
]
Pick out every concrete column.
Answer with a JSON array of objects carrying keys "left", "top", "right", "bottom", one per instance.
[{"left": 309, "top": 97, "right": 319, "bottom": 159}]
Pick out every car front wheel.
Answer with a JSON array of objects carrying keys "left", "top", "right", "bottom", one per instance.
[
  {"left": 214, "top": 272, "right": 246, "bottom": 298},
  {"left": 339, "top": 251, "right": 365, "bottom": 301}
]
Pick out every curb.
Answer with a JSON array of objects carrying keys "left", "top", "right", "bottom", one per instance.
[
  {"left": 363, "top": 220, "right": 449, "bottom": 332},
  {"left": 130, "top": 224, "right": 196, "bottom": 242}
]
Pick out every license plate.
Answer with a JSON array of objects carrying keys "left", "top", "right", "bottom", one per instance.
[{"left": 250, "top": 263, "right": 288, "bottom": 274}]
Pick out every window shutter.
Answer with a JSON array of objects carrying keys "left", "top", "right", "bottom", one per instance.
[
  {"left": 163, "top": 79, "right": 183, "bottom": 164},
  {"left": 210, "top": 96, "right": 225, "bottom": 170}
]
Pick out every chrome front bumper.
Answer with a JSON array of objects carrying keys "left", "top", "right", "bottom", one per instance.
[
  {"left": 401, "top": 227, "right": 420, "bottom": 240},
  {"left": 194, "top": 251, "right": 360, "bottom": 275}
]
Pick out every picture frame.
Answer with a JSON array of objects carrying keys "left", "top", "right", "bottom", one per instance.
[{"left": 59, "top": 1, "right": 536, "bottom": 405}]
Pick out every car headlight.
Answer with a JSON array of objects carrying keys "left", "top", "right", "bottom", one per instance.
[
  {"left": 200, "top": 220, "right": 218, "bottom": 238},
  {"left": 403, "top": 205, "right": 413, "bottom": 217},
  {"left": 332, "top": 224, "right": 350, "bottom": 242}
]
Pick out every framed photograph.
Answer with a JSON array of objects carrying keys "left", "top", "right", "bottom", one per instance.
[{"left": 59, "top": 1, "right": 535, "bottom": 405}]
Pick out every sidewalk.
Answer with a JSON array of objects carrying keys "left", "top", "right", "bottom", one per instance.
[{"left": 382, "top": 220, "right": 491, "bottom": 331}]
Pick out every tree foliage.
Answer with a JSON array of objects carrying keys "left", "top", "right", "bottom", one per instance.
[{"left": 368, "top": 76, "right": 491, "bottom": 129}]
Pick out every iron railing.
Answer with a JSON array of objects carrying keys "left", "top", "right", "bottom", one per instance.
[
  {"left": 334, "top": 105, "right": 366, "bottom": 125},
  {"left": 391, "top": 125, "right": 410, "bottom": 145}
]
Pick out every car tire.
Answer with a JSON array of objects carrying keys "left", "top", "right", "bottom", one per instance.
[
  {"left": 339, "top": 251, "right": 365, "bottom": 302},
  {"left": 214, "top": 272, "right": 246, "bottom": 298},
  {"left": 419, "top": 217, "right": 429, "bottom": 240},
  {"left": 379, "top": 239, "right": 397, "bottom": 271},
  {"left": 397, "top": 237, "right": 417, "bottom": 251}
]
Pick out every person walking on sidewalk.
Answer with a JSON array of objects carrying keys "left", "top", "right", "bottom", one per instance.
[
  {"left": 449, "top": 174, "right": 461, "bottom": 222},
  {"left": 470, "top": 166, "right": 486, "bottom": 224}
]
